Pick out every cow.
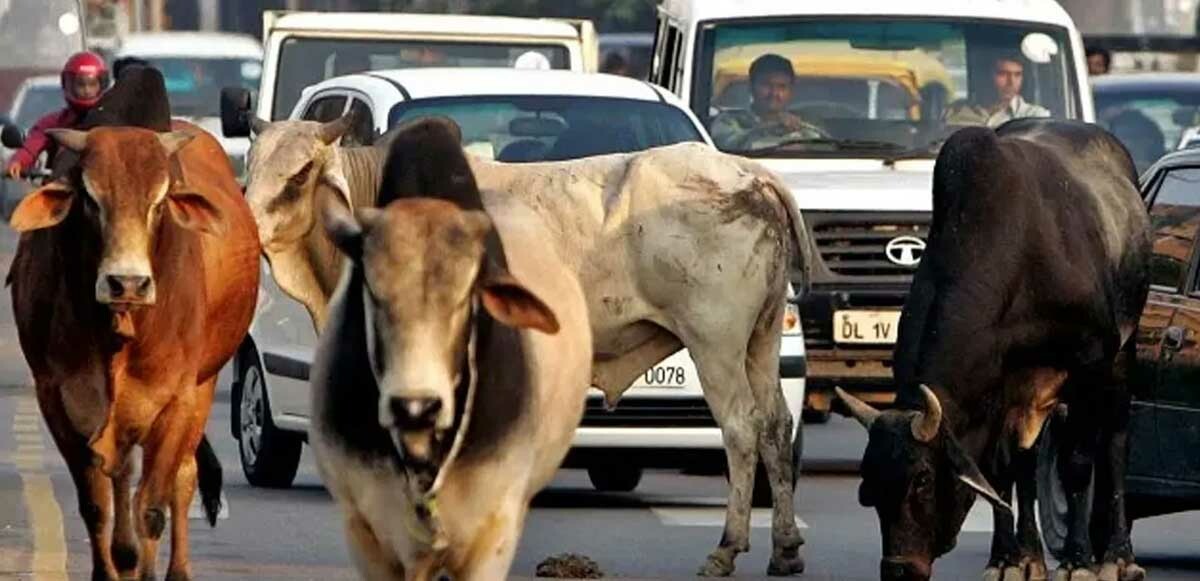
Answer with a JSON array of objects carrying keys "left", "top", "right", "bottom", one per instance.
[
  {"left": 835, "top": 119, "right": 1151, "bottom": 581},
  {"left": 8, "top": 123, "right": 260, "bottom": 580},
  {"left": 309, "top": 158, "right": 593, "bottom": 578},
  {"left": 244, "top": 115, "right": 812, "bottom": 576}
]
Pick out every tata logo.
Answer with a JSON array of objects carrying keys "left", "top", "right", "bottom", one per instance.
[{"left": 885, "top": 236, "right": 925, "bottom": 267}]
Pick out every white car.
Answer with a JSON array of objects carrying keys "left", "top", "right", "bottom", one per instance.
[
  {"left": 113, "top": 31, "right": 263, "bottom": 180},
  {"left": 225, "top": 69, "right": 807, "bottom": 497}
]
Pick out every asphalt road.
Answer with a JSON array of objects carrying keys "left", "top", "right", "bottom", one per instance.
[{"left": 0, "top": 227, "right": 1196, "bottom": 580}]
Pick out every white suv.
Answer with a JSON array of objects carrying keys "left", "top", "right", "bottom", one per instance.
[{"left": 224, "top": 69, "right": 807, "bottom": 495}]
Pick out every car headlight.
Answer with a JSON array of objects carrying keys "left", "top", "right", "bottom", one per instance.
[{"left": 782, "top": 302, "right": 802, "bottom": 336}]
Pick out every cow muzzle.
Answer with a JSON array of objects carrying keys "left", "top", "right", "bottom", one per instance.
[
  {"left": 96, "top": 272, "right": 156, "bottom": 306},
  {"left": 880, "top": 557, "right": 931, "bottom": 581},
  {"left": 380, "top": 390, "right": 453, "bottom": 467}
]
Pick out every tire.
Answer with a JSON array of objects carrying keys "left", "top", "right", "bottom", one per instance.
[
  {"left": 1036, "top": 413, "right": 1095, "bottom": 562},
  {"left": 235, "top": 353, "right": 302, "bottom": 488},
  {"left": 587, "top": 463, "right": 643, "bottom": 492}
]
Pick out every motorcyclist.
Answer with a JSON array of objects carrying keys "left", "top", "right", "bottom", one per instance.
[{"left": 5, "top": 51, "right": 111, "bottom": 179}]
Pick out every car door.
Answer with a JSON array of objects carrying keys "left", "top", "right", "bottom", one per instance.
[
  {"left": 342, "top": 97, "right": 376, "bottom": 147},
  {"left": 1137, "top": 164, "right": 1200, "bottom": 481}
]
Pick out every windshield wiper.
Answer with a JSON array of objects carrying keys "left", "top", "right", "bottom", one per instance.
[
  {"left": 741, "top": 137, "right": 907, "bottom": 156},
  {"left": 882, "top": 137, "right": 948, "bottom": 166}
]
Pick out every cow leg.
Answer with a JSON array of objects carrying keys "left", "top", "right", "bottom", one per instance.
[
  {"left": 1014, "top": 447, "right": 1049, "bottom": 581},
  {"left": 1053, "top": 385, "right": 1101, "bottom": 581},
  {"left": 983, "top": 467, "right": 1017, "bottom": 581},
  {"left": 1094, "top": 396, "right": 1145, "bottom": 581},
  {"left": 112, "top": 454, "right": 140, "bottom": 578},
  {"left": 37, "top": 386, "right": 120, "bottom": 581},
  {"left": 453, "top": 503, "right": 525, "bottom": 581},
  {"left": 745, "top": 309, "right": 804, "bottom": 576},
  {"left": 691, "top": 347, "right": 757, "bottom": 577},
  {"left": 135, "top": 398, "right": 197, "bottom": 581},
  {"left": 342, "top": 511, "right": 406, "bottom": 580},
  {"left": 164, "top": 454, "right": 197, "bottom": 581}
]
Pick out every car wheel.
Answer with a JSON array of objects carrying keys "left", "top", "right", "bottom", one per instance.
[
  {"left": 236, "top": 354, "right": 302, "bottom": 488},
  {"left": 1036, "top": 412, "right": 1095, "bottom": 562},
  {"left": 587, "top": 463, "right": 643, "bottom": 492}
]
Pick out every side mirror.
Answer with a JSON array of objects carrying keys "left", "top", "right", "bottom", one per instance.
[
  {"left": 220, "top": 87, "right": 253, "bottom": 138},
  {"left": 1, "top": 116, "right": 24, "bottom": 149}
]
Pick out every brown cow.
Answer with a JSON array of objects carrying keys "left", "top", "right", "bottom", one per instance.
[{"left": 8, "top": 124, "right": 259, "bottom": 581}]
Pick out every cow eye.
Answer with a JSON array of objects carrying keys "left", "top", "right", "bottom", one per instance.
[{"left": 288, "top": 162, "right": 314, "bottom": 187}]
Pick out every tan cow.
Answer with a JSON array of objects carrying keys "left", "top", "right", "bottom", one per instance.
[
  {"left": 246, "top": 116, "right": 812, "bottom": 576},
  {"left": 310, "top": 192, "right": 592, "bottom": 580},
  {"left": 8, "top": 124, "right": 260, "bottom": 581}
]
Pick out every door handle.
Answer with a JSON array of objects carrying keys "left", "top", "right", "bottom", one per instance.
[{"left": 1164, "top": 326, "right": 1186, "bottom": 353}]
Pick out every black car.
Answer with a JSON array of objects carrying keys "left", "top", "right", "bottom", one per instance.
[
  {"left": 1092, "top": 73, "right": 1200, "bottom": 175},
  {"left": 1039, "top": 146, "right": 1200, "bottom": 556}
]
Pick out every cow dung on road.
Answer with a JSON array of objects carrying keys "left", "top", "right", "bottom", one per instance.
[{"left": 535, "top": 553, "right": 604, "bottom": 578}]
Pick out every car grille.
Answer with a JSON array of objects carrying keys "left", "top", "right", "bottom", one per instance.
[
  {"left": 814, "top": 221, "right": 929, "bottom": 277},
  {"left": 580, "top": 397, "right": 717, "bottom": 428}
]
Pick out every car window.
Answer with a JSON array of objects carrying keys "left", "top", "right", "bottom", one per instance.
[
  {"left": 387, "top": 96, "right": 704, "bottom": 163},
  {"left": 1095, "top": 92, "right": 1200, "bottom": 175},
  {"left": 272, "top": 38, "right": 571, "bottom": 120},
  {"left": 135, "top": 57, "right": 262, "bottom": 119},
  {"left": 302, "top": 95, "right": 347, "bottom": 123},
  {"left": 1148, "top": 166, "right": 1200, "bottom": 291},
  {"left": 344, "top": 98, "right": 375, "bottom": 147},
  {"left": 13, "top": 86, "right": 61, "bottom": 128}
]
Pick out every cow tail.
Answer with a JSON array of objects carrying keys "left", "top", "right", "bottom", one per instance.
[
  {"left": 195, "top": 435, "right": 223, "bottom": 527},
  {"left": 765, "top": 174, "right": 813, "bottom": 298}
]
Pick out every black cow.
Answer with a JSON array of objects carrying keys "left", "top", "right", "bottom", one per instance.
[{"left": 837, "top": 119, "right": 1151, "bottom": 581}]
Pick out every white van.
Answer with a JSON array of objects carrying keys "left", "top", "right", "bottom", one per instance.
[{"left": 651, "top": 0, "right": 1093, "bottom": 419}]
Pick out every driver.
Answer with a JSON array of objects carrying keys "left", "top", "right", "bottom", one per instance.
[
  {"left": 6, "top": 51, "right": 110, "bottom": 179},
  {"left": 943, "top": 54, "right": 1050, "bottom": 128},
  {"left": 710, "top": 54, "right": 825, "bottom": 150}
]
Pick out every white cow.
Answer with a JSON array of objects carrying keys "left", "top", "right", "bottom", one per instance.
[{"left": 246, "top": 115, "right": 813, "bottom": 576}]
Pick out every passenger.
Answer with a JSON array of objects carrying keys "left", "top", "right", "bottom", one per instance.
[{"left": 944, "top": 54, "right": 1050, "bottom": 128}]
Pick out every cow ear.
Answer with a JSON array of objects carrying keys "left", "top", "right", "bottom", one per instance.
[
  {"left": 157, "top": 131, "right": 195, "bottom": 156},
  {"left": 10, "top": 181, "right": 75, "bottom": 232},
  {"left": 945, "top": 434, "right": 1011, "bottom": 515},
  {"left": 167, "top": 191, "right": 227, "bottom": 236},
  {"left": 319, "top": 158, "right": 353, "bottom": 210},
  {"left": 319, "top": 186, "right": 366, "bottom": 259},
  {"left": 479, "top": 270, "right": 560, "bottom": 334}
]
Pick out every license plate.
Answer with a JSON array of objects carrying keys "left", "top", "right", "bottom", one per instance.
[
  {"left": 834, "top": 310, "right": 901, "bottom": 344},
  {"left": 635, "top": 364, "right": 688, "bottom": 388}
]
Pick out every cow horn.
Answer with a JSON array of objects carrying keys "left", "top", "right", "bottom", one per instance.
[
  {"left": 46, "top": 129, "right": 89, "bottom": 153},
  {"left": 835, "top": 387, "right": 880, "bottom": 429},
  {"left": 250, "top": 116, "right": 270, "bottom": 135},
  {"left": 911, "top": 384, "right": 943, "bottom": 443},
  {"left": 319, "top": 111, "right": 356, "bottom": 145}
]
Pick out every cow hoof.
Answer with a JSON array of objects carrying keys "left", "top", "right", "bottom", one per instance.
[
  {"left": 983, "top": 566, "right": 1003, "bottom": 581},
  {"left": 766, "top": 552, "right": 805, "bottom": 576},
  {"left": 1099, "top": 563, "right": 1120, "bottom": 581},
  {"left": 1063, "top": 568, "right": 1097, "bottom": 581},
  {"left": 697, "top": 553, "right": 735, "bottom": 577},
  {"left": 1003, "top": 566, "right": 1027, "bottom": 581},
  {"left": 1120, "top": 563, "right": 1146, "bottom": 581},
  {"left": 1025, "top": 559, "right": 1049, "bottom": 581},
  {"left": 164, "top": 571, "right": 191, "bottom": 581}
]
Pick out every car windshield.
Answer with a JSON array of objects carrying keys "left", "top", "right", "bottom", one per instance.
[
  {"left": 1095, "top": 87, "right": 1200, "bottom": 174},
  {"left": 13, "top": 85, "right": 61, "bottom": 128},
  {"left": 387, "top": 96, "right": 705, "bottom": 162},
  {"left": 133, "top": 57, "right": 262, "bottom": 119},
  {"left": 693, "top": 18, "right": 1078, "bottom": 158},
  {"left": 274, "top": 38, "right": 571, "bottom": 120}
]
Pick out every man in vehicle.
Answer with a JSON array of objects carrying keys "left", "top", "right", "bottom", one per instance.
[
  {"left": 1087, "top": 46, "right": 1112, "bottom": 76},
  {"left": 6, "top": 51, "right": 110, "bottom": 179},
  {"left": 709, "top": 53, "right": 826, "bottom": 150},
  {"left": 944, "top": 54, "right": 1050, "bottom": 128}
]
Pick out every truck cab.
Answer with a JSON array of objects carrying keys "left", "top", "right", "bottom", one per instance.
[{"left": 651, "top": 0, "right": 1094, "bottom": 417}]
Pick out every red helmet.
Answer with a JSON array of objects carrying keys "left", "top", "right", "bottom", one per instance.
[{"left": 61, "top": 51, "right": 110, "bottom": 109}]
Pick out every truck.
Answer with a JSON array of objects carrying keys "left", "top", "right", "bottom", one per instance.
[
  {"left": 650, "top": 0, "right": 1095, "bottom": 420},
  {"left": 221, "top": 10, "right": 598, "bottom": 133}
]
